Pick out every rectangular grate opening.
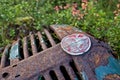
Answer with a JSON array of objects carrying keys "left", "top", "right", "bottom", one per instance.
[
  {"left": 27, "top": 37, "right": 33, "bottom": 56},
  {"left": 49, "top": 70, "right": 58, "bottom": 80},
  {"left": 41, "top": 31, "right": 52, "bottom": 48},
  {"left": 19, "top": 40, "right": 24, "bottom": 60},
  {"left": 48, "top": 28, "right": 61, "bottom": 44},
  {"left": 60, "top": 65, "right": 71, "bottom": 80},
  {"left": 34, "top": 35, "right": 43, "bottom": 52},
  {"left": 5, "top": 51, "right": 10, "bottom": 67},
  {"left": 69, "top": 60, "right": 82, "bottom": 80}
]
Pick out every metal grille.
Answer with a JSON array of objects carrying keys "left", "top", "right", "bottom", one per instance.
[
  {"left": 39, "top": 59, "right": 83, "bottom": 80},
  {"left": 0, "top": 27, "right": 60, "bottom": 68},
  {"left": 0, "top": 25, "right": 119, "bottom": 80}
]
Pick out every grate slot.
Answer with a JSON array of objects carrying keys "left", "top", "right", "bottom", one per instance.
[
  {"left": 42, "top": 31, "right": 52, "bottom": 48},
  {"left": 35, "top": 34, "right": 43, "bottom": 52},
  {"left": 27, "top": 37, "right": 33, "bottom": 56},
  {"left": 44, "top": 29, "right": 56, "bottom": 46},
  {"left": 0, "top": 47, "right": 4, "bottom": 66},
  {"left": 54, "top": 67, "right": 65, "bottom": 80},
  {"left": 49, "top": 70, "right": 58, "bottom": 80},
  {"left": 23, "top": 37, "right": 30, "bottom": 58},
  {"left": 39, "top": 76, "right": 45, "bottom": 80},
  {"left": 64, "top": 63, "right": 76, "bottom": 80},
  {"left": 30, "top": 34, "right": 37, "bottom": 55},
  {"left": 37, "top": 32, "right": 47, "bottom": 50},
  {"left": 70, "top": 60, "right": 82, "bottom": 80},
  {"left": 19, "top": 40, "right": 24, "bottom": 60},
  {"left": 49, "top": 28, "right": 61, "bottom": 44},
  {"left": 1, "top": 45, "right": 10, "bottom": 68},
  {"left": 60, "top": 66, "right": 71, "bottom": 80}
]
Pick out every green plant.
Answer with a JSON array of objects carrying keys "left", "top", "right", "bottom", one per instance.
[
  {"left": 80, "top": 1, "right": 120, "bottom": 58},
  {"left": 0, "top": 0, "right": 120, "bottom": 58}
]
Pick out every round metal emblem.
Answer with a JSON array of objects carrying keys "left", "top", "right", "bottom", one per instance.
[{"left": 61, "top": 33, "right": 91, "bottom": 55}]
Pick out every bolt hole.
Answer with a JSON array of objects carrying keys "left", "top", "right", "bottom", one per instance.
[
  {"left": 15, "top": 74, "right": 20, "bottom": 78},
  {"left": 2, "top": 72, "right": 9, "bottom": 78},
  {"left": 12, "top": 64, "right": 17, "bottom": 67}
]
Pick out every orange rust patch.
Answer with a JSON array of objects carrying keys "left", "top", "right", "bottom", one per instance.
[
  {"left": 104, "top": 74, "right": 120, "bottom": 80},
  {"left": 94, "top": 54, "right": 100, "bottom": 66}
]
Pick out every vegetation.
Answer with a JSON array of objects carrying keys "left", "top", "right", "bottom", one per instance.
[{"left": 0, "top": 0, "right": 120, "bottom": 58}]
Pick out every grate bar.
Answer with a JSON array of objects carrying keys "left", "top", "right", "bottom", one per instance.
[
  {"left": 30, "top": 34, "right": 37, "bottom": 55},
  {"left": 50, "top": 25, "right": 68, "bottom": 40},
  {"left": 1, "top": 45, "right": 10, "bottom": 68},
  {"left": 54, "top": 68, "right": 65, "bottom": 80},
  {"left": 37, "top": 32, "right": 47, "bottom": 50},
  {"left": 44, "top": 29, "right": 56, "bottom": 46},
  {"left": 23, "top": 37, "right": 29, "bottom": 58},
  {"left": 44, "top": 72, "right": 51, "bottom": 80},
  {"left": 64, "top": 63, "right": 76, "bottom": 80}
]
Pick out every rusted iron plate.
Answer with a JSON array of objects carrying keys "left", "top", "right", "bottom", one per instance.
[
  {"left": 0, "top": 24, "right": 119, "bottom": 80},
  {"left": 50, "top": 25, "right": 68, "bottom": 39},
  {"left": 50, "top": 24, "right": 83, "bottom": 40},
  {"left": 0, "top": 44, "right": 71, "bottom": 80}
]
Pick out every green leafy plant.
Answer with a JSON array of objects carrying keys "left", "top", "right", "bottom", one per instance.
[{"left": 0, "top": 0, "right": 120, "bottom": 58}]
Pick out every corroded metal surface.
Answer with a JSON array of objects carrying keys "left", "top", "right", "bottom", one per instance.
[
  {"left": 0, "top": 24, "right": 119, "bottom": 80},
  {"left": 23, "top": 37, "right": 29, "bottom": 58},
  {"left": 30, "top": 34, "right": 37, "bottom": 55},
  {"left": 1, "top": 45, "right": 10, "bottom": 68},
  {"left": 44, "top": 29, "right": 56, "bottom": 46},
  {"left": 37, "top": 32, "right": 47, "bottom": 50},
  {"left": 104, "top": 74, "right": 120, "bottom": 80}
]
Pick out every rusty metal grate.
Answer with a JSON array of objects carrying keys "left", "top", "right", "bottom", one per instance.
[
  {"left": 0, "top": 27, "right": 61, "bottom": 68},
  {"left": 39, "top": 60, "right": 82, "bottom": 80},
  {"left": 0, "top": 25, "right": 120, "bottom": 80}
]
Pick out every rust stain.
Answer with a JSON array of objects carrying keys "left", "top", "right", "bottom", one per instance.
[
  {"left": 94, "top": 54, "right": 100, "bottom": 66},
  {"left": 0, "top": 24, "right": 118, "bottom": 80},
  {"left": 104, "top": 74, "right": 120, "bottom": 80}
]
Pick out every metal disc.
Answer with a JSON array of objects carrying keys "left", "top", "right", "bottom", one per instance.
[{"left": 61, "top": 33, "right": 91, "bottom": 55}]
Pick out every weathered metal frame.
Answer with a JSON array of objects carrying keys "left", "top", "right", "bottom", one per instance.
[{"left": 0, "top": 25, "right": 119, "bottom": 80}]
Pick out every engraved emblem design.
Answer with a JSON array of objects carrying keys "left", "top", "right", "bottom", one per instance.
[{"left": 61, "top": 33, "right": 91, "bottom": 55}]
